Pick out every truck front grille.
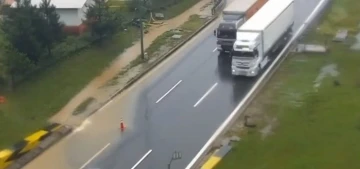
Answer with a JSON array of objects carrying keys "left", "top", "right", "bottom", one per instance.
[
  {"left": 236, "top": 66, "right": 249, "bottom": 69},
  {"left": 234, "top": 61, "right": 250, "bottom": 67}
]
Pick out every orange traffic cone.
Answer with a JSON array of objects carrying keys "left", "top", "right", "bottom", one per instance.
[
  {"left": 120, "top": 118, "right": 125, "bottom": 132},
  {"left": 0, "top": 96, "right": 6, "bottom": 104}
]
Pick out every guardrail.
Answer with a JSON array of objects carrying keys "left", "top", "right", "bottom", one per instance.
[
  {"left": 186, "top": 0, "right": 332, "bottom": 168},
  {"left": 0, "top": 123, "right": 72, "bottom": 169}
]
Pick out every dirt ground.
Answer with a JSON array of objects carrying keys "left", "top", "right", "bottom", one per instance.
[{"left": 50, "top": 0, "right": 213, "bottom": 126}]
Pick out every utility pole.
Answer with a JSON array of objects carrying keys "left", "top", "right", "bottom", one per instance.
[
  {"left": 136, "top": 1, "right": 146, "bottom": 60},
  {"left": 140, "top": 19, "right": 145, "bottom": 60}
]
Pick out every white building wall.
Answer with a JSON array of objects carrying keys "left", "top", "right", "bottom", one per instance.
[
  {"left": 56, "top": 0, "right": 95, "bottom": 26},
  {"left": 56, "top": 8, "right": 81, "bottom": 26}
]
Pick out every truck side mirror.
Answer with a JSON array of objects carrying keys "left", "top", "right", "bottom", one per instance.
[{"left": 213, "top": 29, "right": 216, "bottom": 36}]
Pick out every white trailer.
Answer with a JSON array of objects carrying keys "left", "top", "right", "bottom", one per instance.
[
  {"left": 215, "top": 0, "right": 268, "bottom": 52},
  {"left": 222, "top": 0, "right": 258, "bottom": 17},
  {"left": 231, "top": 0, "right": 295, "bottom": 77}
]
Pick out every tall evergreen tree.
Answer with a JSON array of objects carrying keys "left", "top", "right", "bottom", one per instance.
[
  {"left": 0, "top": 24, "right": 33, "bottom": 90},
  {"left": 1, "top": 0, "right": 42, "bottom": 63},
  {"left": 85, "top": 0, "right": 123, "bottom": 42},
  {"left": 128, "top": 0, "right": 151, "bottom": 12},
  {"left": 38, "top": 0, "right": 64, "bottom": 57}
]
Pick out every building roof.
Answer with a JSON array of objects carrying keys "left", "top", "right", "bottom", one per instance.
[
  {"left": 3, "top": 0, "right": 15, "bottom": 6},
  {"left": 239, "top": 0, "right": 294, "bottom": 31},
  {"left": 11, "top": 0, "right": 88, "bottom": 9}
]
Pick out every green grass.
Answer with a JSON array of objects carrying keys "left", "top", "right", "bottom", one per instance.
[
  {"left": 127, "top": 14, "right": 206, "bottom": 67},
  {"left": 155, "top": 0, "right": 201, "bottom": 19},
  {"left": 215, "top": 0, "right": 360, "bottom": 168},
  {"left": 146, "top": 15, "right": 206, "bottom": 57},
  {"left": 180, "top": 15, "right": 207, "bottom": 31},
  {"left": 73, "top": 97, "right": 95, "bottom": 115},
  {"left": 107, "top": 0, "right": 201, "bottom": 20},
  {"left": 107, "top": 0, "right": 128, "bottom": 7},
  {"left": 0, "top": 28, "right": 138, "bottom": 148}
]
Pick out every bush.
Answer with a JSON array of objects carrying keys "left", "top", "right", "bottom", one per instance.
[{"left": 51, "top": 35, "right": 91, "bottom": 60}]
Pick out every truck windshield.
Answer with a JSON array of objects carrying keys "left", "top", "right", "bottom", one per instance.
[
  {"left": 217, "top": 23, "right": 236, "bottom": 39},
  {"left": 232, "top": 51, "right": 256, "bottom": 58}
]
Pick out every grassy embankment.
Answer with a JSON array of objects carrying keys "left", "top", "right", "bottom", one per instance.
[
  {"left": 0, "top": 0, "right": 201, "bottom": 148},
  {"left": 216, "top": 0, "right": 360, "bottom": 168}
]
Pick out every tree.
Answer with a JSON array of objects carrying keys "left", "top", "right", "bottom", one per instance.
[
  {"left": 128, "top": 0, "right": 151, "bottom": 12},
  {"left": 85, "top": 0, "right": 124, "bottom": 42},
  {"left": 1, "top": 48, "right": 34, "bottom": 90},
  {"left": 38, "top": 0, "right": 64, "bottom": 57},
  {"left": 0, "top": 27, "right": 34, "bottom": 90},
  {"left": 1, "top": 0, "right": 43, "bottom": 63}
]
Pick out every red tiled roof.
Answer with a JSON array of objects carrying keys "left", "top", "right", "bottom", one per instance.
[{"left": 3, "top": 0, "right": 15, "bottom": 5}]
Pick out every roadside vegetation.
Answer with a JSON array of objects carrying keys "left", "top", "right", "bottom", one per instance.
[
  {"left": 142, "top": 14, "right": 208, "bottom": 63},
  {"left": 107, "top": 14, "right": 209, "bottom": 86},
  {"left": 215, "top": 0, "right": 360, "bottom": 168},
  {"left": 0, "top": 0, "right": 203, "bottom": 148},
  {"left": 128, "top": 0, "right": 201, "bottom": 19}
]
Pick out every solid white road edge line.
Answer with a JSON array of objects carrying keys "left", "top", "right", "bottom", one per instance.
[
  {"left": 185, "top": 0, "right": 328, "bottom": 168},
  {"left": 99, "top": 100, "right": 113, "bottom": 111},
  {"left": 194, "top": 83, "right": 218, "bottom": 107},
  {"left": 212, "top": 48, "right": 218, "bottom": 52},
  {"left": 79, "top": 143, "right": 111, "bottom": 169},
  {"left": 156, "top": 80, "right": 183, "bottom": 103},
  {"left": 130, "top": 149, "right": 153, "bottom": 169}
]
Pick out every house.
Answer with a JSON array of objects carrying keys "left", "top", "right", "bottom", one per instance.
[
  {"left": 2, "top": 0, "right": 15, "bottom": 6},
  {"left": 10, "top": 0, "right": 95, "bottom": 34}
]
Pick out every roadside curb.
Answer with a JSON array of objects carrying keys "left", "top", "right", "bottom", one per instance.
[
  {"left": 0, "top": 123, "right": 72, "bottom": 169},
  {"left": 201, "top": 144, "right": 231, "bottom": 169}
]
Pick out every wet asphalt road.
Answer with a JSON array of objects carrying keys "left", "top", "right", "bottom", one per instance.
[{"left": 86, "top": 0, "right": 322, "bottom": 168}]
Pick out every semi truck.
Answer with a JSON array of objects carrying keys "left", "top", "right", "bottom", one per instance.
[
  {"left": 214, "top": 0, "right": 268, "bottom": 52},
  {"left": 231, "top": 0, "right": 295, "bottom": 77}
]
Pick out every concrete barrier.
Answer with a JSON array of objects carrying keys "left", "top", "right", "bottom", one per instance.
[
  {"left": 201, "top": 145, "right": 232, "bottom": 169},
  {"left": 186, "top": 0, "right": 332, "bottom": 168},
  {"left": 0, "top": 149, "right": 13, "bottom": 169},
  {"left": 0, "top": 123, "right": 72, "bottom": 169}
]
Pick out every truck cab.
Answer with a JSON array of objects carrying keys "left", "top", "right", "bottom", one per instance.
[
  {"left": 214, "top": 0, "right": 269, "bottom": 52},
  {"left": 230, "top": 0, "right": 294, "bottom": 77},
  {"left": 215, "top": 17, "right": 245, "bottom": 51},
  {"left": 231, "top": 32, "right": 268, "bottom": 77}
]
